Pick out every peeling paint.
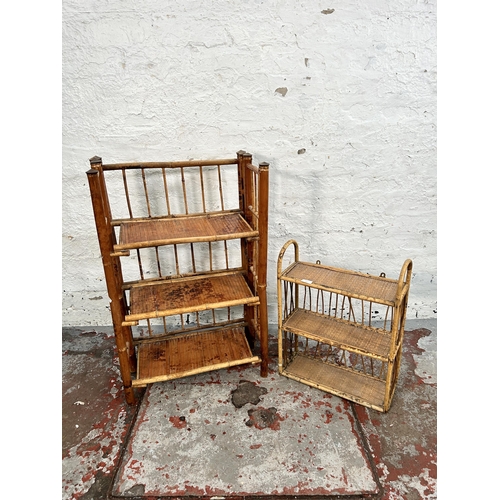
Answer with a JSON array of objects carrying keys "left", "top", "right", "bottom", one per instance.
[
  {"left": 63, "top": 322, "right": 436, "bottom": 499},
  {"left": 353, "top": 327, "right": 437, "bottom": 499},
  {"left": 62, "top": 329, "right": 139, "bottom": 499},
  {"left": 111, "top": 362, "right": 378, "bottom": 496}
]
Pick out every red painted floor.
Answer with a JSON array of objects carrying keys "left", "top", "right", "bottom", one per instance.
[
  {"left": 62, "top": 320, "right": 436, "bottom": 499},
  {"left": 353, "top": 328, "right": 436, "bottom": 499}
]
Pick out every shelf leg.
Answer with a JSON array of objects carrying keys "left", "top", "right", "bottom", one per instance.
[
  {"left": 258, "top": 284, "right": 269, "bottom": 378},
  {"left": 257, "top": 162, "right": 269, "bottom": 378},
  {"left": 124, "top": 386, "right": 137, "bottom": 406},
  {"left": 87, "top": 163, "right": 137, "bottom": 405}
]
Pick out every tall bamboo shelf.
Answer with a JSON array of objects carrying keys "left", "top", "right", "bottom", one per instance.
[
  {"left": 277, "top": 240, "right": 412, "bottom": 413},
  {"left": 86, "top": 152, "right": 269, "bottom": 405}
]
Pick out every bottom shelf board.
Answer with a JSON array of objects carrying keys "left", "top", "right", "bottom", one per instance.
[
  {"left": 133, "top": 326, "right": 260, "bottom": 387},
  {"left": 281, "top": 354, "right": 387, "bottom": 411}
]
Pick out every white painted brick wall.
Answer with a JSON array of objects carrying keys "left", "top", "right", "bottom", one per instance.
[{"left": 62, "top": 0, "right": 437, "bottom": 326}]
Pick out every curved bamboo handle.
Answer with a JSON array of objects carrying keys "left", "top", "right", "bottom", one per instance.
[
  {"left": 277, "top": 239, "right": 299, "bottom": 276},
  {"left": 396, "top": 258, "right": 413, "bottom": 298}
]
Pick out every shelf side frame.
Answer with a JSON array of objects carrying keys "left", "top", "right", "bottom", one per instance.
[
  {"left": 277, "top": 239, "right": 300, "bottom": 374},
  {"left": 86, "top": 156, "right": 137, "bottom": 405}
]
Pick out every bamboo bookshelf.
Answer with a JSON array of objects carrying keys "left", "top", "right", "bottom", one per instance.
[
  {"left": 277, "top": 240, "right": 412, "bottom": 412},
  {"left": 86, "top": 152, "right": 269, "bottom": 405}
]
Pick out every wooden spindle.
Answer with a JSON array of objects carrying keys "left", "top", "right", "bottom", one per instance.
[
  {"left": 162, "top": 167, "right": 171, "bottom": 215},
  {"left": 136, "top": 249, "right": 145, "bottom": 280},
  {"left": 348, "top": 297, "right": 356, "bottom": 323},
  {"left": 217, "top": 164, "right": 225, "bottom": 211},
  {"left": 190, "top": 243, "right": 197, "bottom": 273},
  {"left": 180, "top": 167, "right": 189, "bottom": 214},
  {"left": 173, "top": 244, "right": 180, "bottom": 275},
  {"left": 122, "top": 169, "right": 133, "bottom": 219},
  {"left": 155, "top": 246, "right": 162, "bottom": 277},
  {"left": 141, "top": 167, "right": 152, "bottom": 217},
  {"left": 199, "top": 165, "right": 206, "bottom": 213}
]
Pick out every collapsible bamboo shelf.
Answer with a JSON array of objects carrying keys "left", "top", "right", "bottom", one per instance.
[
  {"left": 277, "top": 240, "right": 412, "bottom": 413},
  {"left": 87, "top": 152, "right": 269, "bottom": 405}
]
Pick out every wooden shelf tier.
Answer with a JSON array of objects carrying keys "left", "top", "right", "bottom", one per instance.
[
  {"left": 125, "top": 272, "right": 258, "bottom": 323},
  {"left": 282, "top": 354, "right": 387, "bottom": 412},
  {"left": 283, "top": 308, "right": 391, "bottom": 360},
  {"left": 281, "top": 261, "right": 400, "bottom": 306},
  {"left": 133, "top": 327, "right": 260, "bottom": 386},
  {"left": 115, "top": 213, "right": 258, "bottom": 251}
]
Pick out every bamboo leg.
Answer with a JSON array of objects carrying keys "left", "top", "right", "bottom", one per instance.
[
  {"left": 277, "top": 278, "right": 283, "bottom": 373},
  {"left": 257, "top": 161, "right": 269, "bottom": 377},
  {"left": 87, "top": 163, "right": 136, "bottom": 405},
  {"left": 384, "top": 358, "right": 395, "bottom": 412},
  {"left": 242, "top": 153, "right": 257, "bottom": 345}
]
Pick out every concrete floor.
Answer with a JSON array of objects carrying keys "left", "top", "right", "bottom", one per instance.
[{"left": 62, "top": 319, "right": 436, "bottom": 499}]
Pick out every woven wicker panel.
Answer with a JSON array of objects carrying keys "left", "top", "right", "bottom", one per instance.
[
  {"left": 127, "top": 272, "right": 258, "bottom": 321},
  {"left": 135, "top": 327, "right": 259, "bottom": 384},
  {"left": 284, "top": 262, "right": 399, "bottom": 305},
  {"left": 284, "top": 309, "right": 391, "bottom": 360},
  {"left": 117, "top": 213, "right": 257, "bottom": 250},
  {"left": 283, "top": 354, "right": 386, "bottom": 410}
]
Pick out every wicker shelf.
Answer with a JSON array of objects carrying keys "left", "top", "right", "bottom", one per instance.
[
  {"left": 87, "top": 152, "right": 270, "bottom": 405},
  {"left": 282, "top": 354, "right": 387, "bottom": 412},
  {"left": 115, "top": 212, "right": 258, "bottom": 252},
  {"left": 133, "top": 327, "right": 260, "bottom": 387},
  {"left": 277, "top": 240, "right": 412, "bottom": 413},
  {"left": 281, "top": 261, "right": 401, "bottom": 306},
  {"left": 282, "top": 308, "right": 391, "bottom": 361},
  {"left": 125, "top": 272, "right": 259, "bottom": 323}
]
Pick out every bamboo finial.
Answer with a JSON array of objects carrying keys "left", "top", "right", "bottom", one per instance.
[{"left": 89, "top": 156, "right": 102, "bottom": 166}]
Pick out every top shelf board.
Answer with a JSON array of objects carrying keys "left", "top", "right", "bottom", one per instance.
[
  {"left": 280, "top": 261, "right": 400, "bottom": 306},
  {"left": 114, "top": 213, "right": 258, "bottom": 251}
]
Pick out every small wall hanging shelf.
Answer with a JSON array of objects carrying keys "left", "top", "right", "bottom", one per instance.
[{"left": 277, "top": 240, "right": 412, "bottom": 412}]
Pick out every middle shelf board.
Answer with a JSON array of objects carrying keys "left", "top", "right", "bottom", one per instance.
[
  {"left": 282, "top": 308, "right": 392, "bottom": 360},
  {"left": 115, "top": 212, "right": 258, "bottom": 251},
  {"left": 125, "top": 271, "right": 259, "bottom": 322},
  {"left": 133, "top": 326, "right": 260, "bottom": 386}
]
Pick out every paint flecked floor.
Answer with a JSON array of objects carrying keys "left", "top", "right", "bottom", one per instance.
[
  {"left": 113, "top": 367, "right": 377, "bottom": 497},
  {"left": 62, "top": 319, "right": 436, "bottom": 499}
]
